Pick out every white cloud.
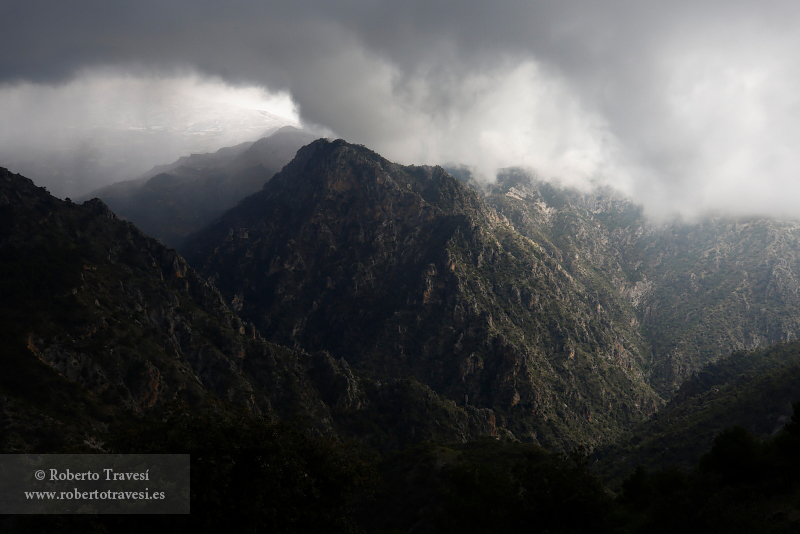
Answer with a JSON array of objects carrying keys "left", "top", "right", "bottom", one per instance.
[
  {"left": 5, "top": 2, "right": 800, "bottom": 220},
  {"left": 0, "top": 69, "right": 299, "bottom": 197},
  {"left": 337, "top": 59, "right": 625, "bottom": 192},
  {"left": 628, "top": 25, "right": 800, "bottom": 219}
]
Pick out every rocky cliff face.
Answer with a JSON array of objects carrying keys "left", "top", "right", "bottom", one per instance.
[
  {"left": 481, "top": 169, "right": 800, "bottom": 396},
  {"left": 632, "top": 218, "right": 800, "bottom": 393},
  {"left": 184, "top": 139, "right": 663, "bottom": 449}
]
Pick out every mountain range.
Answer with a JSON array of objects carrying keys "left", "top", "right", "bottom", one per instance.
[
  {"left": 182, "top": 138, "right": 662, "bottom": 448},
  {"left": 4, "top": 132, "right": 800, "bottom": 529},
  {"left": 0, "top": 163, "right": 498, "bottom": 454}
]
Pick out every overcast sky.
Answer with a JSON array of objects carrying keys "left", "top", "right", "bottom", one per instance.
[{"left": 3, "top": 1, "right": 800, "bottom": 220}]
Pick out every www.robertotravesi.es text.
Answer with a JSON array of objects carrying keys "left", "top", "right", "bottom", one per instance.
[{"left": 25, "top": 489, "right": 166, "bottom": 500}]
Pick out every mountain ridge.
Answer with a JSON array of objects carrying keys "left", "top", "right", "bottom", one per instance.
[
  {"left": 185, "top": 138, "right": 663, "bottom": 449},
  {"left": 9, "top": 132, "right": 800, "bottom": 456}
]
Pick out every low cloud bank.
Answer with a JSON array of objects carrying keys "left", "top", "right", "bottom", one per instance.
[{"left": 3, "top": 2, "right": 800, "bottom": 220}]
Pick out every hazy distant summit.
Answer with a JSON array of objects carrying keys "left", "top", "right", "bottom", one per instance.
[
  {"left": 1, "top": 105, "right": 297, "bottom": 200},
  {"left": 83, "top": 126, "right": 318, "bottom": 249}
]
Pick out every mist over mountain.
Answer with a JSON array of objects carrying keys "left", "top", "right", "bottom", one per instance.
[
  {"left": 479, "top": 169, "right": 800, "bottom": 395},
  {"left": 8, "top": 127, "right": 800, "bottom": 451},
  {"left": 5, "top": 3, "right": 800, "bottom": 221},
  {"left": 8, "top": 1, "right": 800, "bottom": 530},
  {"left": 82, "top": 126, "right": 318, "bottom": 249},
  {"left": 0, "top": 74, "right": 299, "bottom": 200}
]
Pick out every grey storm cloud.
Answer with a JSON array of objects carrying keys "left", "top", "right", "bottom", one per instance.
[{"left": 4, "top": 0, "right": 800, "bottom": 219}]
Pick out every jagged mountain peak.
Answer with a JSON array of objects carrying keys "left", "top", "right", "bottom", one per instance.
[
  {"left": 185, "top": 140, "right": 663, "bottom": 449},
  {"left": 253, "top": 137, "right": 500, "bottom": 229}
]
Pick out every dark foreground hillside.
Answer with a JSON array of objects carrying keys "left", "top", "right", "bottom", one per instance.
[
  {"left": 9, "top": 404, "right": 800, "bottom": 533},
  {"left": 0, "top": 166, "right": 334, "bottom": 451},
  {"left": 0, "top": 166, "right": 499, "bottom": 454},
  {"left": 596, "top": 340, "right": 800, "bottom": 486}
]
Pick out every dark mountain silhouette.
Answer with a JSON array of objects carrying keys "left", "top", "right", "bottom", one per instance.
[
  {"left": 81, "top": 126, "right": 318, "bottom": 249},
  {"left": 0, "top": 166, "right": 339, "bottom": 451}
]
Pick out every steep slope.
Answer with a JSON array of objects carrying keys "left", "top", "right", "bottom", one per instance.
[
  {"left": 0, "top": 167, "right": 332, "bottom": 450},
  {"left": 184, "top": 139, "right": 662, "bottom": 449},
  {"left": 482, "top": 169, "right": 800, "bottom": 395},
  {"left": 82, "top": 126, "right": 317, "bottom": 248},
  {"left": 595, "top": 341, "right": 800, "bottom": 485},
  {"left": 483, "top": 170, "right": 651, "bottom": 368},
  {"left": 633, "top": 218, "right": 800, "bottom": 392}
]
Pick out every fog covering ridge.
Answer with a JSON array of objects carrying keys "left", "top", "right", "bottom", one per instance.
[{"left": 3, "top": 2, "right": 800, "bottom": 219}]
